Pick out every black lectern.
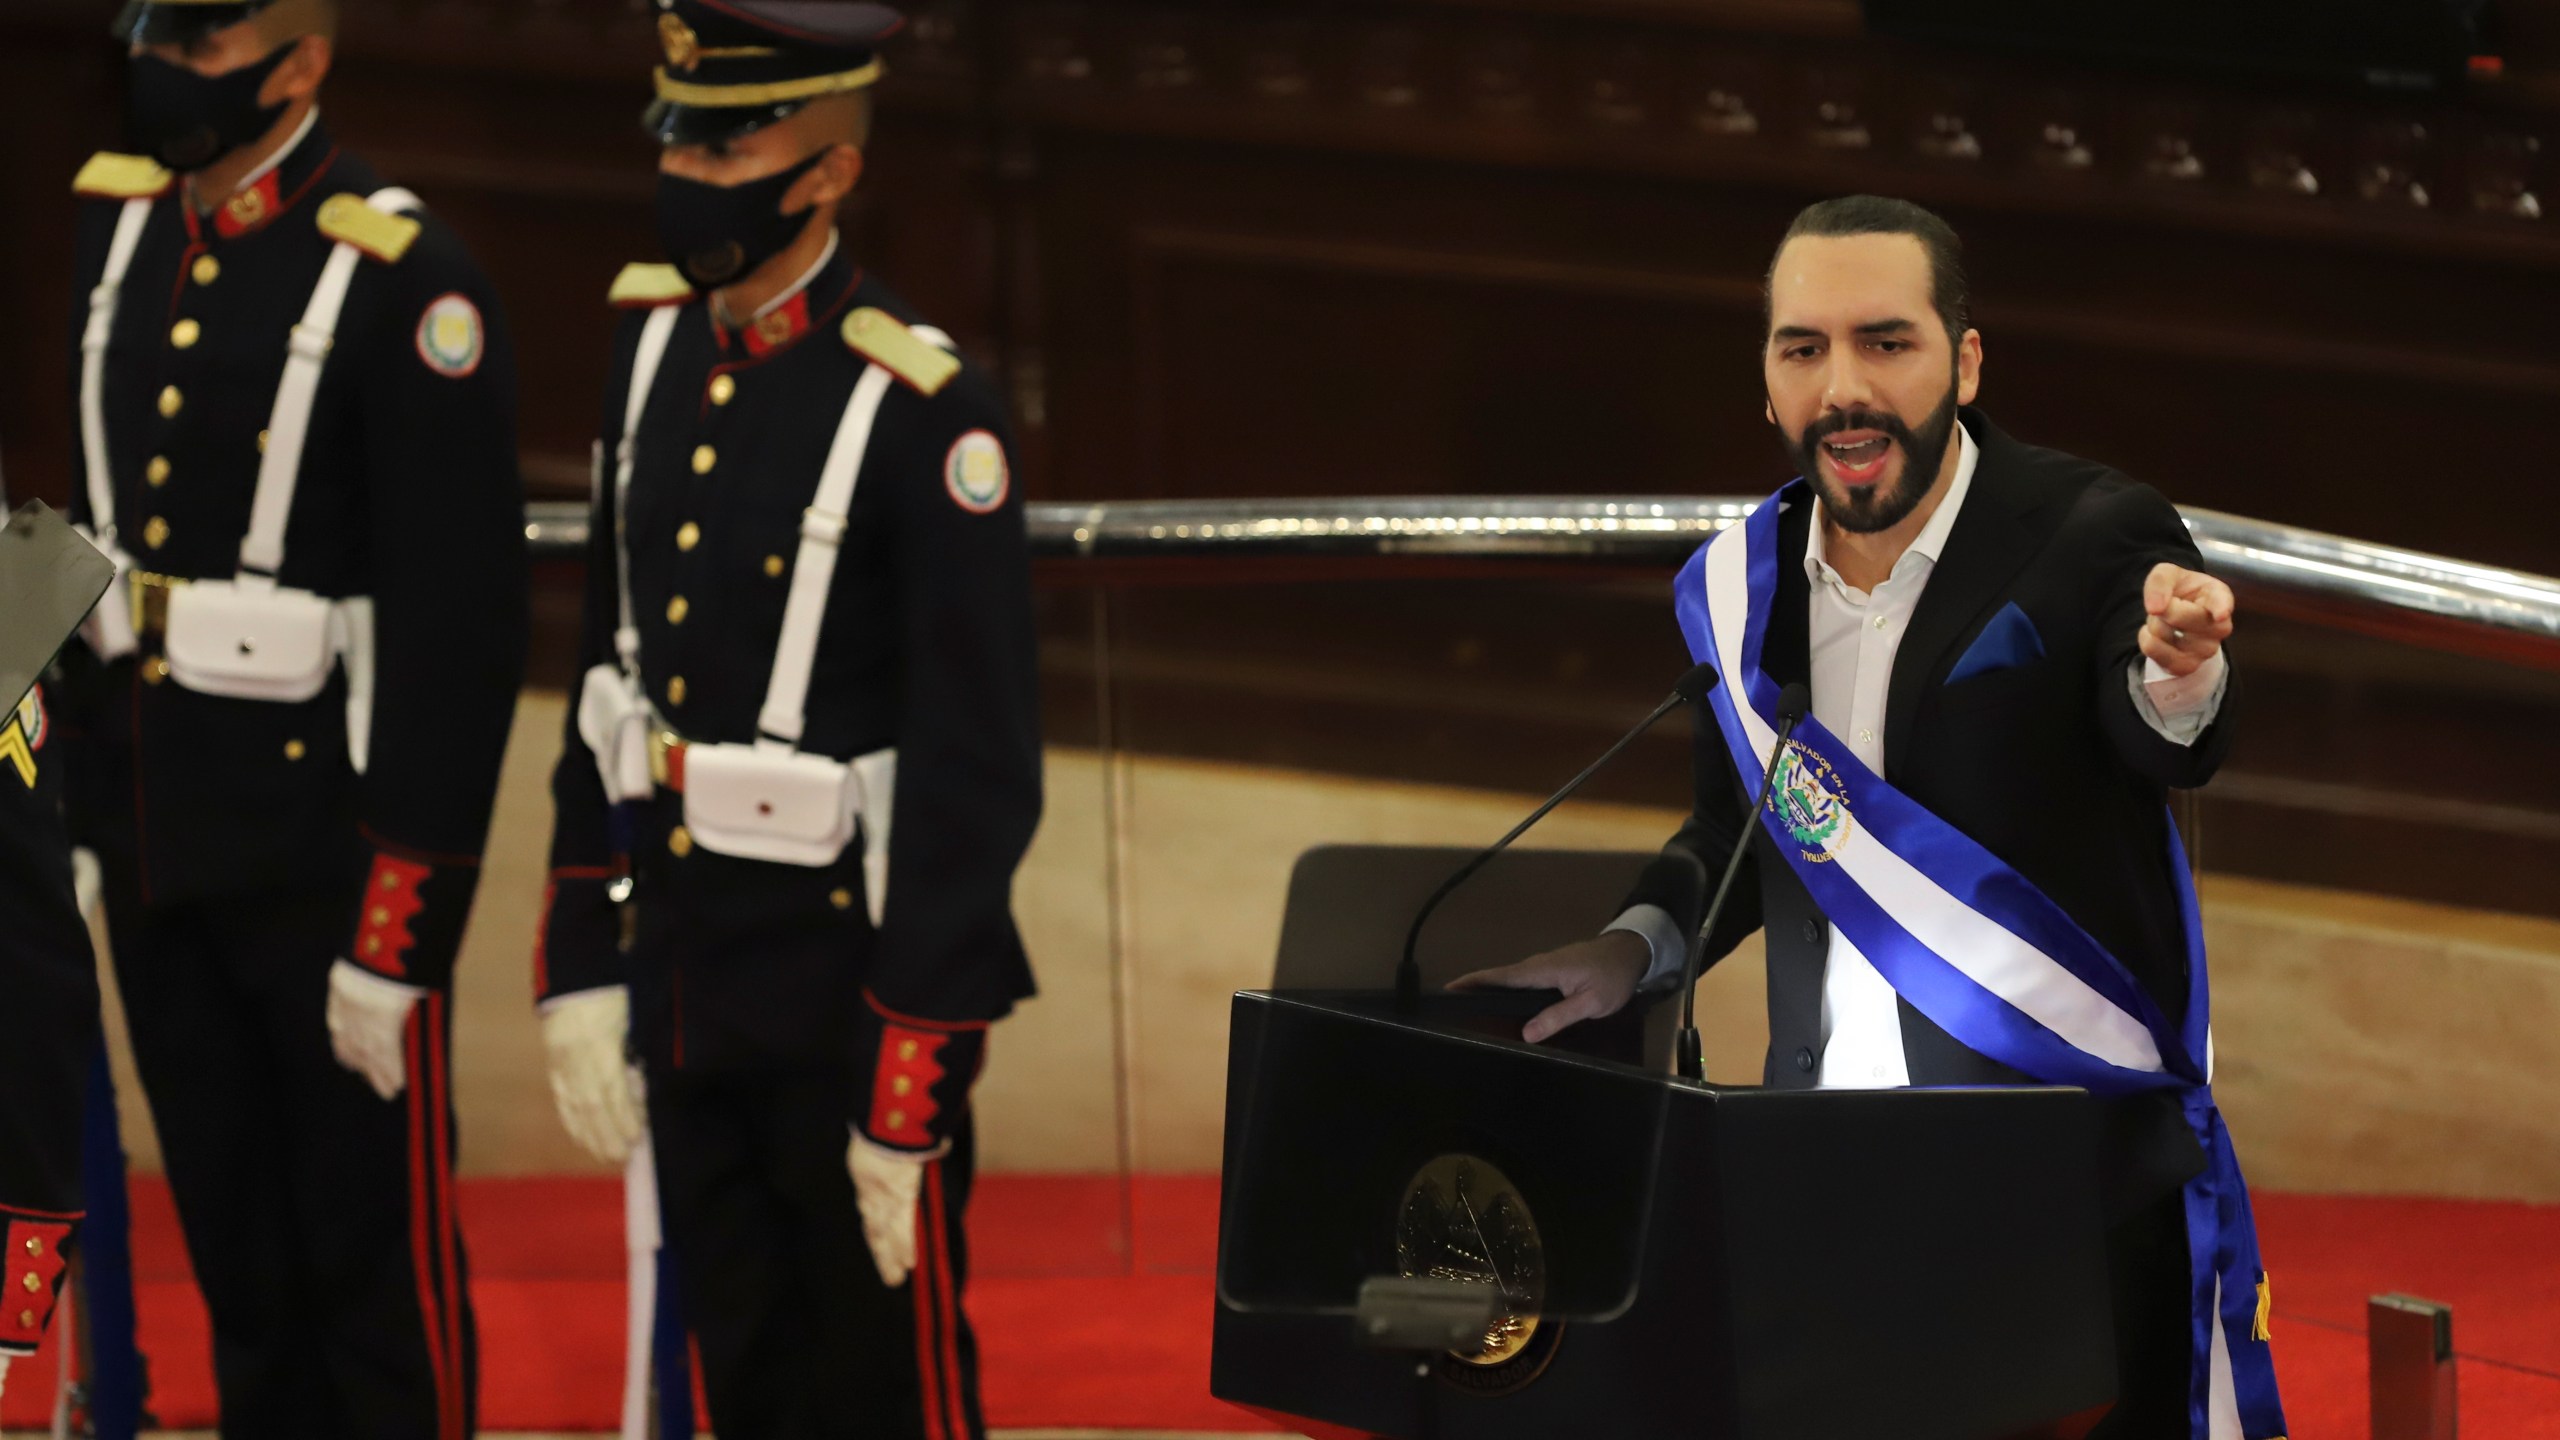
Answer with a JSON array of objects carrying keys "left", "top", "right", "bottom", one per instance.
[{"left": 1211, "top": 989, "right": 2115, "bottom": 1440}]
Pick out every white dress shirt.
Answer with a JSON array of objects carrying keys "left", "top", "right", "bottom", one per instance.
[{"left": 1613, "top": 422, "right": 2227, "bottom": 1087}]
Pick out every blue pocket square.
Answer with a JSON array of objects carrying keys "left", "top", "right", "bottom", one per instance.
[{"left": 1947, "top": 602, "right": 2045, "bottom": 684}]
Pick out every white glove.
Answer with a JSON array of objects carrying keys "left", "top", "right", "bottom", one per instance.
[
  {"left": 541, "top": 986, "right": 645, "bottom": 1164},
  {"left": 848, "top": 1130, "right": 928, "bottom": 1288},
  {"left": 72, "top": 845, "right": 103, "bottom": 921},
  {"left": 326, "top": 959, "right": 423, "bottom": 1102}
]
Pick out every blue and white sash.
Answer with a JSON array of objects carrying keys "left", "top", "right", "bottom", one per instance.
[{"left": 1677, "top": 480, "right": 2286, "bottom": 1440}]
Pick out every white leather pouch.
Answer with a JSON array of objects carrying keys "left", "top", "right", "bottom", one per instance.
[
  {"left": 163, "top": 577, "right": 338, "bottom": 702},
  {"left": 577, "top": 663, "right": 656, "bottom": 804},
  {"left": 75, "top": 530, "right": 137, "bottom": 660},
  {"left": 681, "top": 742, "right": 862, "bottom": 868}
]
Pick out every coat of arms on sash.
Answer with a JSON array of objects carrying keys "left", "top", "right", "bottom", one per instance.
[{"left": 1772, "top": 740, "right": 1853, "bottom": 863}]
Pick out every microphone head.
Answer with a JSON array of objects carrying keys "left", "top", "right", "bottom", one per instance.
[
  {"left": 1777, "top": 681, "right": 1812, "bottom": 724},
  {"left": 1673, "top": 662, "right": 1721, "bottom": 703}
]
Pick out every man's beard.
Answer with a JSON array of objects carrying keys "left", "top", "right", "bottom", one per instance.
[{"left": 1782, "top": 383, "right": 1961, "bottom": 536}]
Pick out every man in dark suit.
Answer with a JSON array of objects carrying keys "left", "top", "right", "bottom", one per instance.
[{"left": 1456, "top": 195, "right": 2269, "bottom": 1438}]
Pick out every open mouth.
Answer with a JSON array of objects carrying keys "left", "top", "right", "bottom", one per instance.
[{"left": 1820, "top": 432, "right": 1894, "bottom": 486}]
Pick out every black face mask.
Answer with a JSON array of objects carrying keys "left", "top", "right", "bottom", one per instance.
[
  {"left": 655, "top": 150, "right": 826, "bottom": 291},
  {"left": 125, "top": 44, "right": 296, "bottom": 174}
]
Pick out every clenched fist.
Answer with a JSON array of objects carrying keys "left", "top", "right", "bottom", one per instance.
[{"left": 2137, "top": 563, "right": 2234, "bottom": 678}]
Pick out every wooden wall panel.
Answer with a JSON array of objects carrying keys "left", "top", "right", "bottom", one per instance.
[{"left": 5, "top": 0, "right": 2559, "bottom": 917}]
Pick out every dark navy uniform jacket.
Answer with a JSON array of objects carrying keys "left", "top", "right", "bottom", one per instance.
[
  {"left": 540, "top": 243, "right": 1041, "bottom": 1155},
  {"left": 59, "top": 124, "right": 529, "bottom": 990}
]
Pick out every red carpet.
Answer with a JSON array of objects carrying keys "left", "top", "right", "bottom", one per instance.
[{"left": 1, "top": 1178, "right": 2552, "bottom": 1434}]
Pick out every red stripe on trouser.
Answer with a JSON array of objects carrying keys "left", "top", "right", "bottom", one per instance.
[
  {"left": 911, "top": 1188, "right": 948, "bottom": 1440},
  {"left": 925, "top": 1163, "right": 971, "bottom": 1440},
  {"left": 430, "top": 994, "right": 466, "bottom": 1440},
  {"left": 406, "top": 1011, "right": 454, "bottom": 1437}
]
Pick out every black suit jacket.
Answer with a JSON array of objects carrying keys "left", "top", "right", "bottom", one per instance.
[{"left": 1629, "top": 410, "right": 2231, "bottom": 1207}]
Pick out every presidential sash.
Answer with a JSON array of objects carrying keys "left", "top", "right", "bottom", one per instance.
[{"left": 1676, "top": 480, "right": 2286, "bottom": 1440}]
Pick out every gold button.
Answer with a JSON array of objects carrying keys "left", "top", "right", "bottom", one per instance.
[
  {"left": 381, "top": 871, "right": 400, "bottom": 891},
  {"left": 362, "top": 935, "right": 382, "bottom": 956},
  {"left": 193, "top": 254, "right": 220, "bottom": 285},
  {"left": 676, "top": 522, "right": 701, "bottom": 552},
  {"left": 16, "top": 1310, "right": 31, "bottom": 1328},
  {"left": 666, "top": 676, "right": 687, "bottom": 707},
  {"left": 21, "top": 1238, "right": 39, "bottom": 1259},
  {"left": 284, "top": 739, "right": 306, "bottom": 762},
  {"left": 891, "top": 1075, "right": 912, "bottom": 1096},
  {"left": 370, "top": 906, "right": 391, "bottom": 926},
  {"left": 158, "top": 386, "right": 183, "bottom": 419},
  {"left": 898, "top": 1039, "right": 919, "bottom": 1061},
  {"left": 668, "top": 825, "right": 693, "bottom": 858},
  {"left": 19, "top": 1273, "right": 37, "bottom": 1293},
  {"left": 257, "top": 428, "right": 269, "bottom": 454},
  {"left": 144, "top": 658, "right": 170, "bottom": 685},
  {"left": 830, "top": 888, "right": 854, "bottom": 911},
  {"left": 691, "top": 445, "right": 717, "bottom": 474},
  {"left": 764, "top": 554, "right": 785, "bottom": 578},
  {"left": 143, "top": 516, "right": 169, "bottom": 550},
  {"left": 171, "top": 318, "right": 201, "bottom": 350},
  {"left": 709, "top": 375, "right": 737, "bottom": 406},
  {"left": 666, "top": 595, "right": 689, "bottom": 625},
  {"left": 146, "top": 455, "right": 171, "bottom": 487},
  {"left": 886, "top": 1109, "right": 906, "bottom": 1130}
]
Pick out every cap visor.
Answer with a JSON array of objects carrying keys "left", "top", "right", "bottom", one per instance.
[
  {"left": 644, "top": 98, "right": 808, "bottom": 147},
  {"left": 112, "top": 2, "right": 257, "bottom": 45}
]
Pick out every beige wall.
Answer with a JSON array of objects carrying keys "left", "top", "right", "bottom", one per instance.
[{"left": 97, "top": 694, "right": 2560, "bottom": 1203}]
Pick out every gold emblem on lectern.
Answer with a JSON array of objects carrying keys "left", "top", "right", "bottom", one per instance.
[{"left": 1395, "top": 1155, "right": 1560, "bottom": 1393}]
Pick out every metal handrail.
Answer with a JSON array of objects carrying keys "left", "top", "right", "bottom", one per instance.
[{"left": 522, "top": 496, "right": 2560, "bottom": 670}]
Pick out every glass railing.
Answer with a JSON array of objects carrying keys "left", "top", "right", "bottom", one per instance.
[{"left": 519, "top": 497, "right": 2560, "bottom": 1274}]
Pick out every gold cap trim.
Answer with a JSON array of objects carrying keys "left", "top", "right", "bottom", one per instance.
[{"left": 651, "top": 59, "right": 884, "bottom": 110}]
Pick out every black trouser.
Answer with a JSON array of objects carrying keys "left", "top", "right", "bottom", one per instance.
[
  {"left": 2087, "top": 1189, "right": 2194, "bottom": 1439},
  {"left": 649, "top": 1062, "right": 983, "bottom": 1440},
  {"left": 102, "top": 875, "right": 475, "bottom": 1439}
]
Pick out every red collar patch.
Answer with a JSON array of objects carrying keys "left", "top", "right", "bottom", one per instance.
[
  {"left": 213, "top": 169, "right": 285, "bottom": 238},
  {"left": 741, "top": 290, "right": 812, "bottom": 359}
]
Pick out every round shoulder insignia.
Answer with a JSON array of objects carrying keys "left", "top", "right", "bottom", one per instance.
[
  {"left": 415, "top": 292, "right": 485, "bottom": 379},
  {"left": 14, "top": 687, "right": 45, "bottom": 751},
  {"left": 944, "top": 429, "right": 1010, "bottom": 514}
]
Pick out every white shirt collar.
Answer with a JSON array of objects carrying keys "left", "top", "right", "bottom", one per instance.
[
  {"left": 1804, "top": 419, "right": 1979, "bottom": 590},
  {"left": 229, "top": 106, "right": 320, "bottom": 195},
  {"left": 751, "top": 229, "right": 840, "bottom": 322}
]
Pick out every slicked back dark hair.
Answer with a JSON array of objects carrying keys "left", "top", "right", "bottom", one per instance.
[{"left": 1765, "top": 195, "right": 1970, "bottom": 343}]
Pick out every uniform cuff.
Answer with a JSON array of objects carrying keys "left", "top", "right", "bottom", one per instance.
[
  {"left": 0, "top": 1213, "right": 75, "bottom": 1356},
  {"left": 855, "top": 993, "right": 986, "bottom": 1154}
]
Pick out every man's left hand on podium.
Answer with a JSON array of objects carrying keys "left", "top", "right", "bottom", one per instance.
[
  {"left": 1448, "top": 930, "right": 1650, "bottom": 1044},
  {"left": 2137, "top": 562, "right": 2235, "bottom": 677}
]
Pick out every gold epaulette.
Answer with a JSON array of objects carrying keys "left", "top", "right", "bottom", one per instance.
[
  {"left": 842, "top": 308, "right": 960, "bottom": 397},
  {"left": 73, "top": 152, "right": 173, "bottom": 201},
  {"left": 610, "top": 263, "right": 694, "bottom": 309},
  {"left": 317, "top": 193, "right": 422, "bottom": 264}
]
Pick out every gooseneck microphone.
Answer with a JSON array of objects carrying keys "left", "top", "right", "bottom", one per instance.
[
  {"left": 1674, "top": 681, "right": 1812, "bottom": 1081},
  {"left": 1396, "top": 662, "right": 1722, "bottom": 1013}
]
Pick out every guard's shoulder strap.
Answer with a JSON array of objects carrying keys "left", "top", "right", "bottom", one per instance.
[
  {"left": 610, "top": 263, "right": 694, "bottom": 309},
  {"left": 73, "top": 152, "right": 173, "bottom": 201},
  {"left": 840, "top": 307, "right": 960, "bottom": 397},
  {"left": 316, "top": 191, "right": 423, "bottom": 264}
]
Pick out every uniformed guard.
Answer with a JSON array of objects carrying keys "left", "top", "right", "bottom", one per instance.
[
  {"left": 60, "top": 1, "right": 528, "bottom": 1434},
  {"left": 0, "top": 681, "right": 100, "bottom": 1405},
  {"left": 537, "top": 3, "right": 1041, "bottom": 1435}
]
